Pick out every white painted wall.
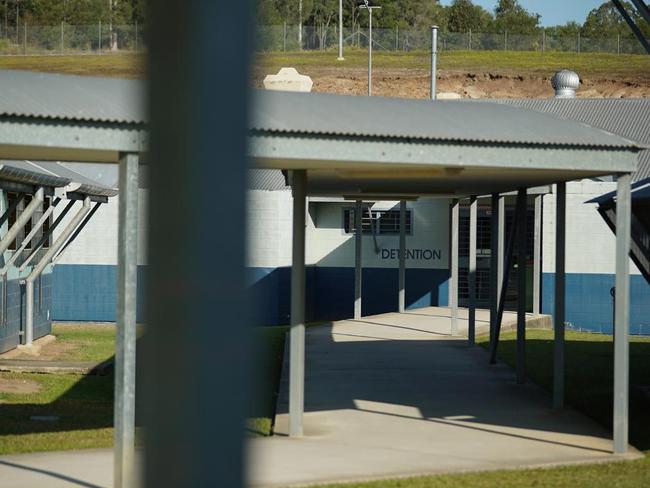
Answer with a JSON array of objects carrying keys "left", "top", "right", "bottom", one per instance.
[
  {"left": 53, "top": 189, "right": 148, "bottom": 266},
  {"left": 542, "top": 180, "right": 640, "bottom": 275}
]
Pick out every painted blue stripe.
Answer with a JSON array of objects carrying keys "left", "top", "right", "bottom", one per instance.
[
  {"left": 52, "top": 264, "right": 146, "bottom": 322},
  {"left": 542, "top": 272, "right": 650, "bottom": 335}
]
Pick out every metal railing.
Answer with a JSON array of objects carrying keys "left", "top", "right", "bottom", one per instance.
[{"left": 256, "top": 25, "right": 650, "bottom": 55}]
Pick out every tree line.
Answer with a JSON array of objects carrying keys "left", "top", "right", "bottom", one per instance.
[{"left": 257, "top": 0, "right": 650, "bottom": 39}]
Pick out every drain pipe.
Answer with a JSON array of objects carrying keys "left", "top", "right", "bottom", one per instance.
[
  {"left": 23, "top": 196, "right": 91, "bottom": 345},
  {"left": 0, "top": 187, "right": 44, "bottom": 256},
  {"left": 0, "top": 198, "right": 60, "bottom": 277}
]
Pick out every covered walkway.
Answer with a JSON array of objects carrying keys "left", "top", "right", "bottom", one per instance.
[{"left": 249, "top": 307, "right": 640, "bottom": 487}]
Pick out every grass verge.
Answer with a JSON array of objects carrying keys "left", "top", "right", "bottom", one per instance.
[{"left": 51, "top": 323, "right": 117, "bottom": 363}]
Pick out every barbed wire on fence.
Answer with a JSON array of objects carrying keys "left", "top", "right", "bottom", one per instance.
[{"left": 256, "top": 25, "right": 650, "bottom": 56}]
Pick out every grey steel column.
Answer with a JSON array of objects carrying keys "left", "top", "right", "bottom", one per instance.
[
  {"left": 516, "top": 189, "right": 527, "bottom": 384},
  {"left": 450, "top": 199, "right": 459, "bottom": 336},
  {"left": 613, "top": 173, "right": 631, "bottom": 454},
  {"left": 468, "top": 196, "right": 477, "bottom": 345},
  {"left": 368, "top": 8, "right": 373, "bottom": 96},
  {"left": 533, "top": 194, "right": 542, "bottom": 315},
  {"left": 554, "top": 182, "right": 566, "bottom": 409},
  {"left": 431, "top": 25, "right": 438, "bottom": 100},
  {"left": 398, "top": 200, "right": 406, "bottom": 313},
  {"left": 489, "top": 194, "right": 500, "bottom": 347},
  {"left": 497, "top": 196, "right": 505, "bottom": 300},
  {"left": 354, "top": 200, "right": 363, "bottom": 319},
  {"left": 290, "top": 170, "right": 307, "bottom": 438},
  {"left": 337, "top": 0, "right": 344, "bottom": 60},
  {"left": 114, "top": 153, "right": 139, "bottom": 488}
]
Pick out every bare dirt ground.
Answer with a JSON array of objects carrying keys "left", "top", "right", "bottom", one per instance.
[
  {"left": 253, "top": 67, "right": 650, "bottom": 99},
  {"left": 0, "top": 377, "right": 41, "bottom": 394}
]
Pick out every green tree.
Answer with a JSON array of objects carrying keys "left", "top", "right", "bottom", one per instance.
[
  {"left": 581, "top": 1, "right": 650, "bottom": 39},
  {"left": 447, "top": 0, "right": 491, "bottom": 33},
  {"left": 493, "top": 0, "right": 539, "bottom": 34}
]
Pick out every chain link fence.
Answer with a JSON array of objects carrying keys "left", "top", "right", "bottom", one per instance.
[
  {"left": 257, "top": 25, "right": 650, "bottom": 55},
  {"left": 0, "top": 23, "right": 145, "bottom": 55}
]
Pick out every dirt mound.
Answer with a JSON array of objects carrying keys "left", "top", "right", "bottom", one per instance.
[{"left": 254, "top": 68, "right": 650, "bottom": 99}]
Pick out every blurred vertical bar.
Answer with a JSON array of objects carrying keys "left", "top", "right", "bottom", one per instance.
[
  {"left": 468, "top": 195, "right": 477, "bottom": 345},
  {"left": 450, "top": 199, "right": 459, "bottom": 336},
  {"left": 398, "top": 200, "right": 406, "bottom": 313},
  {"left": 554, "top": 182, "right": 566, "bottom": 409},
  {"left": 145, "top": 1, "right": 252, "bottom": 487}
]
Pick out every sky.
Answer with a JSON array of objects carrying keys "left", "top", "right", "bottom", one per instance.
[{"left": 439, "top": 1, "right": 606, "bottom": 27}]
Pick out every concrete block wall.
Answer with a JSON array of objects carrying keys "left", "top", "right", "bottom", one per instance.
[{"left": 541, "top": 181, "right": 650, "bottom": 334}]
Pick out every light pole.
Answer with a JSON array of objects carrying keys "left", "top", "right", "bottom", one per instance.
[
  {"left": 359, "top": 1, "right": 381, "bottom": 96},
  {"left": 431, "top": 25, "right": 438, "bottom": 100},
  {"left": 338, "top": 0, "right": 344, "bottom": 60}
]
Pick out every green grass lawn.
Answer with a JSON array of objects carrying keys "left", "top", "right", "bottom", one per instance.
[
  {"left": 51, "top": 323, "right": 117, "bottom": 362},
  {"left": 0, "top": 50, "right": 647, "bottom": 81},
  {"left": 315, "top": 329, "right": 650, "bottom": 487},
  {"left": 255, "top": 49, "right": 650, "bottom": 79}
]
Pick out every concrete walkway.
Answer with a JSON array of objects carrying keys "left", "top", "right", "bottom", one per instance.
[{"left": 248, "top": 307, "right": 640, "bottom": 487}]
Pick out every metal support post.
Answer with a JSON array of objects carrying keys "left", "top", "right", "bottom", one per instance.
[
  {"left": 468, "top": 196, "right": 477, "bottom": 345},
  {"left": 450, "top": 199, "right": 459, "bottom": 336},
  {"left": 497, "top": 196, "right": 505, "bottom": 300},
  {"left": 61, "top": 22, "right": 64, "bottom": 54},
  {"left": 19, "top": 200, "right": 76, "bottom": 272},
  {"left": 398, "top": 200, "right": 406, "bottom": 313},
  {"left": 0, "top": 187, "right": 43, "bottom": 256},
  {"left": 489, "top": 193, "right": 499, "bottom": 351},
  {"left": 289, "top": 170, "right": 307, "bottom": 438},
  {"left": 431, "top": 25, "right": 438, "bottom": 100},
  {"left": 613, "top": 173, "right": 631, "bottom": 454},
  {"left": 337, "top": 0, "right": 344, "bottom": 60},
  {"left": 368, "top": 8, "right": 372, "bottom": 95},
  {"left": 533, "top": 195, "right": 542, "bottom": 315},
  {"left": 25, "top": 196, "right": 92, "bottom": 346},
  {"left": 114, "top": 152, "right": 139, "bottom": 488},
  {"left": 554, "top": 182, "right": 566, "bottom": 409},
  {"left": 354, "top": 199, "right": 363, "bottom": 319},
  {"left": 516, "top": 189, "right": 527, "bottom": 384},
  {"left": 0, "top": 198, "right": 60, "bottom": 276}
]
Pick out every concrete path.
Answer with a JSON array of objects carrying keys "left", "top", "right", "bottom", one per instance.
[{"left": 248, "top": 307, "right": 640, "bottom": 487}]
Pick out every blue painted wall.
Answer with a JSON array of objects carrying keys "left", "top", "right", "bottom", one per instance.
[
  {"left": 248, "top": 266, "right": 449, "bottom": 326},
  {"left": 542, "top": 272, "right": 650, "bottom": 335},
  {"left": 0, "top": 274, "right": 52, "bottom": 354},
  {"left": 52, "top": 264, "right": 146, "bottom": 322}
]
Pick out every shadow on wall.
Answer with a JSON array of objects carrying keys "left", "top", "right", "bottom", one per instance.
[{"left": 248, "top": 236, "right": 449, "bottom": 326}]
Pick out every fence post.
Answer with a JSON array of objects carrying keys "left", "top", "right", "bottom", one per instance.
[
  {"left": 283, "top": 21, "right": 286, "bottom": 52},
  {"left": 99, "top": 20, "right": 102, "bottom": 52},
  {"left": 23, "top": 20, "right": 26, "bottom": 55},
  {"left": 395, "top": 25, "right": 398, "bottom": 51},
  {"left": 617, "top": 34, "right": 620, "bottom": 54},
  {"left": 135, "top": 21, "right": 138, "bottom": 52},
  {"left": 468, "top": 29, "right": 472, "bottom": 50},
  {"left": 577, "top": 32, "right": 580, "bottom": 53},
  {"left": 504, "top": 30, "right": 507, "bottom": 51}
]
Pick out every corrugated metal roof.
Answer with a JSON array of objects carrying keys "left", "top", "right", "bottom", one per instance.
[
  {"left": 251, "top": 90, "right": 641, "bottom": 149},
  {"left": 0, "top": 70, "right": 145, "bottom": 124},
  {"left": 481, "top": 99, "right": 650, "bottom": 181},
  {"left": 0, "top": 161, "right": 70, "bottom": 188},
  {"left": 247, "top": 169, "right": 288, "bottom": 191},
  {"left": 30, "top": 161, "right": 118, "bottom": 197}
]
